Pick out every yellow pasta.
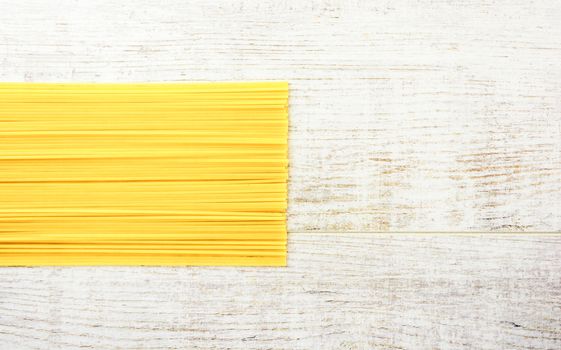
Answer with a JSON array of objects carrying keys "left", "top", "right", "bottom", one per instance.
[{"left": 0, "top": 82, "right": 288, "bottom": 266}]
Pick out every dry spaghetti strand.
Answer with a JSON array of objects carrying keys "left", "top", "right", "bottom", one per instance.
[{"left": 0, "top": 82, "right": 288, "bottom": 266}]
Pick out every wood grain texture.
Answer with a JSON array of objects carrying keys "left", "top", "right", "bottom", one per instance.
[
  {"left": 1, "top": 234, "right": 560, "bottom": 350},
  {"left": 1, "top": 0, "right": 561, "bottom": 349},
  {"left": 1, "top": 0, "right": 560, "bottom": 232}
]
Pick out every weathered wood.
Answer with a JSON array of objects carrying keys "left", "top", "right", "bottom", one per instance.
[
  {"left": 1, "top": 0, "right": 560, "bottom": 232},
  {"left": 0, "top": 234, "right": 560, "bottom": 350},
  {"left": 1, "top": 0, "right": 560, "bottom": 349}
]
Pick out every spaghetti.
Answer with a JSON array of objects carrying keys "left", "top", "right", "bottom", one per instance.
[{"left": 0, "top": 82, "right": 288, "bottom": 266}]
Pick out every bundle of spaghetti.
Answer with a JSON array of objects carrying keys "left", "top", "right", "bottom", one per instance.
[{"left": 0, "top": 82, "right": 288, "bottom": 266}]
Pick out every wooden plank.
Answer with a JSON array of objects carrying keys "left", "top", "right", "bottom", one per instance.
[
  {"left": 0, "top": 234, "right": 559, "bottom": 349},
  {"left": 1, "top": 0, "right": 560, "bottom": 231}
]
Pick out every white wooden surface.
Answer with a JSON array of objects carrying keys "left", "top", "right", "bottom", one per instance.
[
  {"left": 1, "top": 234, "right": 560, "bottom": 350},
  {"left": 1, "top": 0, "right": 560, "bottom": 349}
]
